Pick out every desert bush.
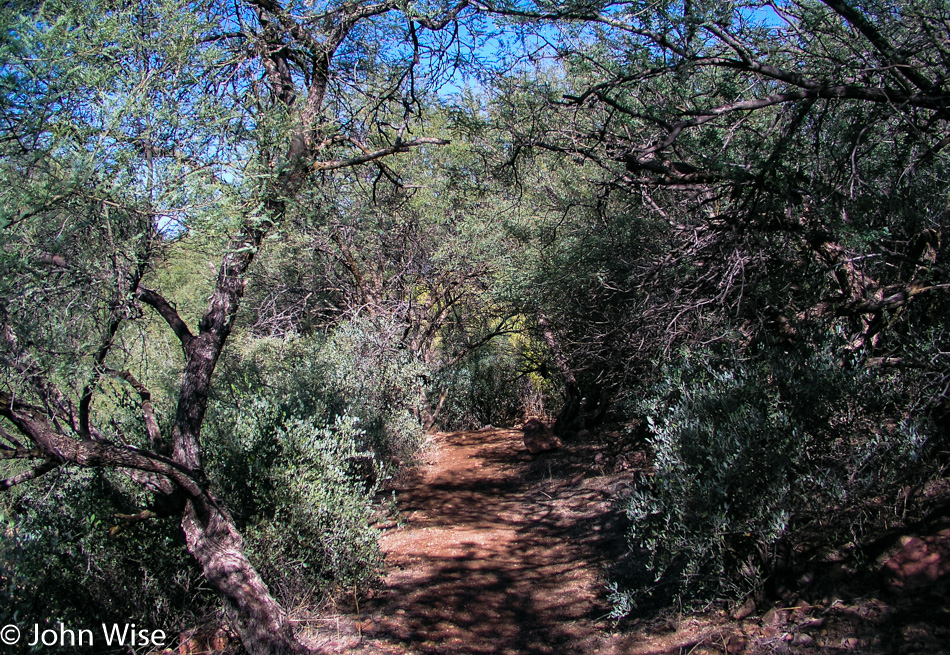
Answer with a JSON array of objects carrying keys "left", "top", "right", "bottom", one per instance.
[
  {"left": 0, "top": 467, "right": 213, "bottom": 646},
  {"left": 608, "top": 343, "right": 933, "bottom": 618},
  {"left": 319, "top": 317, "right": 428, "bottom": 459},
  {"left": 232, "top": 415, "right": 383, "bottom": 605},
  {"left": 0, "top": 318, "right": 426, "bottom": 634},
  {"left": 205, "top": 390, "right": 384, "bottom": 604},
  {"left": 204, "top": 322, "right": 427, "bottom": 605}
]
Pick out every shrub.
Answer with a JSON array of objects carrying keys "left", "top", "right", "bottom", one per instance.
[
  {"left": 0, "top": 467, "right": 213, "bottom": 646},
  {"left": 1, "top": 318, "right": 426, "bottom": 636},
  {"left": 608, "top": 344, "right": 932, "bottom": 618},
  {"left": 319, "top": 317, "right": 428, "bottom": 459},
  {"left": 236, "top": 415, "right": 383, "bottom": 605},
  {"left": 433, "top": 335, "right": 540, "bottom": 430},
  {"left": 204, "top": 326, "right": 416, "bottom": 606}
]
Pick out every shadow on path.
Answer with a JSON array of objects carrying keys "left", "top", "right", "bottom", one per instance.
[{"left": 356, "top": 428, "right": 621, "bottom": 654}]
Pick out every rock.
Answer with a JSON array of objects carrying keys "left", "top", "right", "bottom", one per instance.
[
  {"left": 760, "top": 626, "right": 780, "bottom": 639},
  {"left": 521, "top": 418, "right": 562, "bottom": 454},
  {"left": 178, "top": 626, "right": 232, "bottom": 655},
  {"left": 761, "top": 607, "right": 786, "bottom": 626},
  {"left": 880, "top": 528, "right": 950, "bottom": 594},
  {"left": 725, "top": 633, "right": 747, "bottom": 653},
  {"left": 841, "top": 637, "right": 860, "bottom": 649},
  {"left": 731, "top": 597, "right": 757, "bottom": 620},
  {"left": 793, "top": 633, "right": 814, "bottom": 646},
  {"left": 790, "top": 599, "right": 810, "bottom": 619}
]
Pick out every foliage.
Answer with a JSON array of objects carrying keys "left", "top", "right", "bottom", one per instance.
[
  {"left": 608, "top": 343, "right": 933, "bottom": 617},
  {"left": 3, "top": 0, "right": 950, "bottom": 644},
  {"left": 206, "top": 407, "right": 383, "bottom": 606},
  {"left": 432, "top": 333, "right": 534, "bottom": 429},
  {"left": 319, "top": 318, "right": 429, "bottom": 459},
  {"left": 203, "top": 324, "right": 433, "bottom": 604},
  {"left": 479, "top": 0, "right": 950, "bottom": 422},
  {"left": 0, "top": 468, "right": 213, "bottom": 642}
]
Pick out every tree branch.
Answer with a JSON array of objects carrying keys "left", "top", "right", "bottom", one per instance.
[
  {"left": 312, "top": 136, "right": 450, "bottom": 171},
  {"left": 640, "top": 85, "right": 948, "bottom": 158},
  {"left": 0, "top": 447, "right": 45, "bottom": 459},
  {"left": 135, "top": 286, "right": 195, "bottom": 350},
  {"left": 102, "top": 367, "right": 167, "bottom": 455},
  {"left": 0, "top": 392, "right": 201, "bottom": 497},
  {"left": 0, "top": 459, "right": 60, "bottom": 490},
  {"left": 411, "top": 0, "right": 470, "bottom": 30},
  {"left": 820, "top": 0, "right": 937, "bottom": 94}
]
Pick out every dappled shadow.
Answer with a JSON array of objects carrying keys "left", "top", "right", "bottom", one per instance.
[
  {"left": 346, "top": 427, "right": 950, "bottom": 655},
  {"left": 358, "top": 428, "right": 622, "bottom": 654}
]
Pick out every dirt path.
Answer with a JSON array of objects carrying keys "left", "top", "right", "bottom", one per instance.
[
  {"left": 350, "top": 428, "right": 629, "bottom": 654},
  {"left": 304, "top": 427, "right": 950, "bottom": 655}
]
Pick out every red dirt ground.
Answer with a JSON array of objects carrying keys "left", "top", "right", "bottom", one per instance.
[
  {"left": 300, "top": 428, "right": 950, "bottom": 655},
  {"left": 302, "top": 428, "right": 734, "bottom": 655}
]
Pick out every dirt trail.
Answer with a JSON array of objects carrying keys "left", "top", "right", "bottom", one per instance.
[
  {"left": 351, "top": 428, "right": 630, "bottom": 654},
  {"left": 305, "top": 427, "right": 950, "bottom": 655}
]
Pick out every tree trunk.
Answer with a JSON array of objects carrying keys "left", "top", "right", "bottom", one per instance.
[
  {"left": 181, "top": 495, "right": 306, "bottom": 655},
  {"left": 537, "top": 313, "right": 580, "bottom": 435},
  {"left": 553, "top": 380, "right": 581, "bottom": 436},
  {"left": 165, "top": 237, "right": 314, "bottom": 654}
]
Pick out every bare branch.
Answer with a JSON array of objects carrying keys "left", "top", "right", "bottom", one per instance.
[
  {"left": 109, "top": 509, "right": 159, "bottom": 536},
  {"left": 820, "top": 0, "right": 938, "bottom": 94},
  {"left": 443, "top": 314, "right": 522, "bottom": 368},
  {"left": 0, "top": 392, "right": 201, "bottom": 498},
  {"left": 32, "top": 252, "right": 69, "bottom": 268},
  {"left": 135, "top": 286, "right": 195, "bottom": 350},
  {"left": 1, "top": 325, "right": 77, "bottom": 427},
  {"left": 411, "top": 1, "right": 470, "bottom": 30},
  {"left": 0, "top": 447, "right": 45, "bottom": 460},
  {"left": 638, "top": 85, "right": 948, "bottom": 158},
  {"left": 312, "top": 136, "right": 450, "bottom": 171},
  {"left": 0, "top": 459, "right": 60, "bottom": 490},
  {"left": 102, "top": 367, "right": 167, "bottom": 455}
]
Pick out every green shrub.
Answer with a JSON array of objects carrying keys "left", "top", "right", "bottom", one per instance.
[
  {"left": 237, "top": 415, "right": 383, "bottom": 605},
  {"left": 204, "top": 328, "right": 409, "bottom": 605},
  {"left": 433, "top": 335, "right": 539, "bottom": 430},
  {"left": 608, "top": 345, "right": 932, "bottom": 618},
  {"left": 319, "top": 317, "right": 428, "bottom": 459},
  {"left": 202, "top": 317, "right": 439, "bottom": 605},
  {"left": 0, "top": 468, "right": 213, "bottom": 647},
  {"left": 0, "top": 317, "right": 437, "bottom": 631}
]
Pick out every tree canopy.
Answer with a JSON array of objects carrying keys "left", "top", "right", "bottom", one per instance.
[{"left": 1, "top": 0, "right": 948, "bottom": 652}]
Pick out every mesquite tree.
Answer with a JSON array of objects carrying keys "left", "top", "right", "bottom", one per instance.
[
  {"left": 0, "top": 1, "right": 469, "bottom": 652},
  {"left": 479, "top": 0, "right": 950, "bottom": 423}
]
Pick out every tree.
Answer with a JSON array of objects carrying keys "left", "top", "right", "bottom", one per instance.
[
  {"left": 477, "top": 0, "right": 950, "bottom": 423},
  {"left": 0, "top": 1, "right": 470, "bottom": 652},
  {"left": 428, "top": 0, "right": 949, "bottom": 613}
]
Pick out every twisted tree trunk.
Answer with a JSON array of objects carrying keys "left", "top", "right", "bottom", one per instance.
[{"left": 182, "top": 495, "right": 306, "bottom": 655}]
